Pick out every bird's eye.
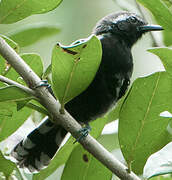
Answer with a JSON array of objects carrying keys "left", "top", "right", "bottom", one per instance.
[{"left": 128, "top": 16, "right": 137, "bottom": 24}]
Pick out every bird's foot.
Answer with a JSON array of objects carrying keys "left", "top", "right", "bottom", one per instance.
[
  {"left": 74, "top": 124, "right": 91, "bottom": 143},
  {"left": 35, "top": 80, "right": 51, "bottom": 89}
]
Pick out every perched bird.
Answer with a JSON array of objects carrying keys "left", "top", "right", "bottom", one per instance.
[{"left": 11, "top": 11, "right": 163, "bottom": 172}]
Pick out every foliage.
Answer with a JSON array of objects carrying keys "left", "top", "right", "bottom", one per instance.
[{"left": 0, "top": 0, "right": 172, "bottom": 179}]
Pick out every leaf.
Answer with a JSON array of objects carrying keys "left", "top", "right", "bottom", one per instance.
[
  {"left": 6, "top": 53, "right": 44, "bottom": 81},
  {"left": 0, "top": 35, "right": 19, "bottom": 76},
  {"left": 150, "top": 176, "right": 172, "bottom": 180},
  {"left": 119, "top": 72, "right": 172, "bottom": 174},
  {"left": 163, "top": 31, "right": 172, "bottom": 46},
  {"left": 26, "top": 101, "right": 49, "bottom": 116},
  {"left": 144, "top": 142, "right": 172, "bottom": 179},
  {"left": 9, "top": 23, "right": 60, "bottom": 47},
  {"left": 61, "top": 146, "right": 112, "bottom": 180},
  {"left": 137, "top": 0, "right": 172, "bottom": 30},
  {"left": 0, "top": 85, "right": 33, "bottom": 102},
  {"left": 0, "top": 56, "right": 5, "bottom": 75},
  {"left": 42, "top": 64, "right": 51, "bottom": 79},
  {"left": 21, "top": 53, "right": 43, "bottom": 77},
  {"left": 0, "top": 0, "right": 63, "bottom": 24},
  {"left": 148, "top": 48, "right": 172, "bottom": 77},
  {"left": 0, "top": 34, "right": 19, "bottom": 52},
  {"left": 98, "top": 133, "right": 119, "bottom": 152},
  {"left": 52, "top": 35, "right": 102, "bottom": 107},
  {"left": 0, "top": 151, "right": 16, "bottom": 178},
  {"left": 0, "top": 102, "right": 31, "bottom": 141},
  {"left": 151, "top": 175, "right": 171, "bottom": 180},
  {"left": 33, "top": 115, "right": 108, "bottom": 180}
]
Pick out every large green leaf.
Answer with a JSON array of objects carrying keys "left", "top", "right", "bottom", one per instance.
[
  {"left": 0, "top": 151, "right": 16, "bottom": 178},
  {"left": 137, "top": 0, "right": 172, "bottom": 30},
  {"left": 0, "top": 0, "right": 62, "bottom": 24},
  {"left": 52, "top": 35, "right": 102, "bottom": 108},
  {"left": 9, "top": 23, "right": 60, "bottom": 47},
  {"left": 148, "top": 48, "right": 172, "bottom": 77},
  {"left": 61, "top": 145, "right": 112, "bottom": 180},
  {"left": 119, "top": 72, "right": 172, "bottom": 174},
  {"left": 0, "top": 102, "right": 31, "bottom": 141}
]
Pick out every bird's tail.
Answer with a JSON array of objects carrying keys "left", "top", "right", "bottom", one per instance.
[{"left": 11, "top": 117, "right": 67, "bottom": 172}]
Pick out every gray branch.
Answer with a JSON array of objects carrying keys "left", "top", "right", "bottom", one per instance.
[{"left": 0, "top": 37, "right": 141, "bottom": 180}]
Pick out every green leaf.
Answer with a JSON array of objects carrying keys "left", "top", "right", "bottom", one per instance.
[
  {"left": 98, "top": 133, "right": 119, "bottom": 152},
  {"left": 61, "top": 145, "right": 112, "bottom": 180},
  {"left": 0, "top": 35, "right": 19, "bottom": 76},
  {"left": 150, "top": 176, "right": 172, "bottom": 180},
  {"left": 0, "top": 0, "right": 63, "bottom": 24},
  {"left": 163, "top": 31, "right": 172, "bottom": 46},
  {"left": 0, "top": 35, "right": 19, "bottom": 52},
  {"left": 148, "top": 48, "right": 172, "bottom": 77},
  {"left": 42, "top": 64, "right": 51, "bottom": 79},
  {"left": 21, "top": 53, "right": 43, "bottom": 77},
  {"left": 0, "top": 102, "right": 31, "bottom": 141},
  {"left": 6, "top": 53, "right": 44, "bottom": 81},
  {"left": 0, "top": 151, "right": 16, "bottom": 178},
  {"left": 144, "top": 142, "right": 172, "bottom": 179},
  {"left": 26, "top": 102, "right": 49, "bottom": 116},
  {"left": 9, "top": 23, "right": 60, "bottom": 47},
  {"left": 0, "top": 56, "right": 5, "bottom": 75},
  {"left": 137, "top": 0, "right": 172, "bottom": 30},
  {"left": 52, "top": 35, "right": 102, "bottom": 108},
  {"left": 0, "top": 85, "right": 33, "bottom": 102},
  {"left": 119, "top": 72, "right": 172, "bottom": 174}
]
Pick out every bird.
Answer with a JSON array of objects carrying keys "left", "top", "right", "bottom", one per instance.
[{"left": 11, "top": 11, "right": 163, "bottom": 172}]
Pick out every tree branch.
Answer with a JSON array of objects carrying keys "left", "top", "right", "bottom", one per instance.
[{"left": 0, "top": 37, "right": 141, "bottom": 180}]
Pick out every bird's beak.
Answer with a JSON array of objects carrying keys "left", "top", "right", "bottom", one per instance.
[{"left": 138, "top": 25, "right": 164, "bottom": 32}]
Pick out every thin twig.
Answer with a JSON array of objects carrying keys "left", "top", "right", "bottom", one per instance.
[
  {"left": 0, "top": 37, "right": 141, "bottom": 180},
  {"left": 0, "top": 75, "right": 36, "bottom": 96}
]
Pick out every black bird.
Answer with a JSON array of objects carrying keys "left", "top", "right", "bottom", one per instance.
[{"left": 11, "top": 11, "right": 163, "bottom": 172}]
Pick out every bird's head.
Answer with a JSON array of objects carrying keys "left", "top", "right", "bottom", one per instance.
[{"left": 93, "top": 11, "right": 163, "bottom": 47}]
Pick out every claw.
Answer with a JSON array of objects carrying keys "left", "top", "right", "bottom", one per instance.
[
  {"left": 74, "top": 124, "right": 91, "bottom": 143},
  {"left": 35, "top": 80, "right": 51, "bottom": 89}
]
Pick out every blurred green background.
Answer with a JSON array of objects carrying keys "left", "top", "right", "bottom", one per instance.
[{"left": 0, "top": 0, "right": 164, "bottom": 79}]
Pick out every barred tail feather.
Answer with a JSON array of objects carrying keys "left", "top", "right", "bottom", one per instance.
[{"left": 11, "top": 117, "right": 67, "bottom": 172}]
